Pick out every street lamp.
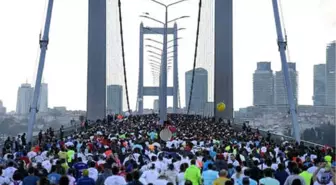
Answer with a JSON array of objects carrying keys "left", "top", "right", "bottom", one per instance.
[
  {"left": 140, "top": 15, "right": 189, "bottom": 25},
  {"left": 146, "top": 44, "right": 178, "bottom": 52},
  {"left": 145, "top": 0, "right": 189, "bottom": 123},
  {"left": 145, "top": 38, "right": 163, "bottom": 45},
  {"left": 146, "top": 45, "right": 162, "bottom": 52},
  {"left": 148, "top": 55, "right": 162, "bottom": 61},
  {"left": 150, "top": 62, "right": 172, "bottom": 67},
  {"left": 146, "top": 37, "right": 183, "bottom": 45},
  {"left": 149, "top": 59, "right": 172, "bottom": 64},
  {"left": 147, "top": 50, "right": 162, "bottom": 57}
]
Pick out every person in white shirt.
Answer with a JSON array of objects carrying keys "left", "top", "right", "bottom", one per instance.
[
  {"left": 88, "top": 161, "right": 98, "bottom": 181},
  {"left": 177, "top": 163, "right": 188, "bottom": 185},
  {"left": 42, "top": 159, "right": 52, "bottom": 173},
  {"left": 152, "top": 175, "right": 170, "bottom": 185},
  {"left": 3, "top": 162, "right": 17, "bottom": 180},
  {"left": 104, "top": 166, "right": 127, "bottom": 185},
  {"left": 9, "top": 171, "right": 22, "bottom": 185},
  {"left": 140, "top": 164, "right": 159, "bottom": 184},
  {"left": 231, "top": 166, "right": 245, "bottom": 185},
  {"left": 0, "top": 168, "right": 10, "bottom": 185}
]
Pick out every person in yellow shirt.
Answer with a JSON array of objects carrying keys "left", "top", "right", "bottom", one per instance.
[
  {"left": 58, "top": 148, "right": 68, "bottom": 160},
  {"left": 213, "top": 170, "right": 230, "bottom": 185},
  {"left": 60, "top": 158, "right": 70, "bottom": 172}
]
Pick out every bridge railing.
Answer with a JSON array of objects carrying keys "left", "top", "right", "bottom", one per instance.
[
  {"left": 230, "top": 121, "right": 325, "bottom": 148},
  {"left": 0, "top": 114, "right": 327, "bottom": 154}
]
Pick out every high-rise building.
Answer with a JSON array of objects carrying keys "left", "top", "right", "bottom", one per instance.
[
  {"left": 107, "top": 85, "right": 123, "bottom": 114},
  {"left": 16, "top": 83, "right": 34, "bottom": 115},
  {"left": 196, "top": 0, "right": 214, "bottom": 102},
  {"left": 274, "top": 62, "right": 298, "bottom": 106},
  {"left": 153, "top": 99, "right": 159, "bottom": 113},
  {"left": 185, "top": 68, "right": 208, "bottom": 114},
  {"left": 326, "top": 41, "right": 335, "bottom": 107},
  {"left": 38, "top": 83, "right": 48, "bottom": 112},
  {"left": 313, "top": 64, "right": 326, "bottom": 106},
  {"left": 253, "top": 62, "right": 274, "bottom": 106},
  {"left": 0, "top": 100, "right": 6, "bottom": 115}
]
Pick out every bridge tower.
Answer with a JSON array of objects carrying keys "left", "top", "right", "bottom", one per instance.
[
  {"left": 87, "top": 0, "right": 107, "bottom": 121},
  {"left": 137, "top": 23, "right": 179, "bottom": 114},
  {"left": 214, "top": 0, "right": 233, "bottom": 120}
]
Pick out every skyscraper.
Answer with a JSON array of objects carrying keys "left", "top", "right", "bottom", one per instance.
[
  {"left": 106, "top": 85, "right": 123, "bottom": 114},
  {"left": 0, "top": 100, "right": 6, "bottom": 115},
  {"left": 38, "top": 83, "right": 48, "bottom": 112},
  {"left": 274, "top": 62, "right": 298, "bottom": 106},
  {"left": 326, "top": 41, "right": 335, "bottom": 107},
  {"left": 313, "top": 64, "right": 326, "bottom": 106},
  {"left": 253, "top": 62, "right": 274, "bottom": 106},
  {"left": 196, "top": 0, "right": 214, "bottom": 102},
  {"left": 16, "top": 83, "right": 34, "bottom": 115},
  {"left": 153, "top": 99, "right": 159, "bottom": 113},
  {"left": 185, "top": 68, "right": 208, "bottom": 114}
]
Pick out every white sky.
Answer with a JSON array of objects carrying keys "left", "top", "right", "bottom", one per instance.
[{"left": 0, "top": 0, "right": 335, "bottom": 112}]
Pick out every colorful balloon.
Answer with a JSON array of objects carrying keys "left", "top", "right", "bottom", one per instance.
[{"left": 217, "top": 102, "right": 226, "bottom": 112}]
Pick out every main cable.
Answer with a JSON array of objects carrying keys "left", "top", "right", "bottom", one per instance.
[
  {"left": 118, "top": 0, "right": 131, "bottom": 113},
  {"left": 187, "top": 0, "right": 202, "bottom": 114}
]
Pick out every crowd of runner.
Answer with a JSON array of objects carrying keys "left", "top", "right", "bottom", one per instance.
[{"left": 0, "top": 114, "right": 335, "bottom": 185}]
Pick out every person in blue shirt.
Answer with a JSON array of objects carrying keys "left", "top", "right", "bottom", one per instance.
[
  {"left": 203, "top": 156, "right": 214, "bottom": 172},
  {"left": 274, "top": 163, "right": 289, "bottom": 185},
  {"left": 47, "top": 166, "right": 61, "bottom": 185},
  {"left": 202, "top": 164, "right": 219, "bottom": 185},
  {"left": 72, "top": 157, "right": 88, "bottom": 179},
  {"left": 77, "top": 169, "right": 95, "bottom": 185},
  {"left": 238, "top": 169, "right": 257, "bottom": 185},
  {"left": 23, "top": 167, "right": 40, "bottom": 185}
]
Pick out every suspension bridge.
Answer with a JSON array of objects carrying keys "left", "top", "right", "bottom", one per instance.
[{"left": 25, "top": 0, "right": 302, "bottom": 144}]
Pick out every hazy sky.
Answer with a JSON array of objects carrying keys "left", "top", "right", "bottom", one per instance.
[{"left": 0, "top": 0, "right": 335, "bottom": 112}]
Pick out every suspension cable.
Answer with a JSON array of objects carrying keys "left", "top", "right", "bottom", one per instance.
[
  {"left": 118, "top": 0, "right": 131, "bottom": 113},
  {"left": 187, "top": 0, "right": 202, "bottom": 114}
]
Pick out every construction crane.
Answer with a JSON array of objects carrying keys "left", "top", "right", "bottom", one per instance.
[
  {"left": 27, "top": 0, "right": 54, "bottom": 142},
  {"left": 271, "top": 0, "right": 300, "bottom": 143}
]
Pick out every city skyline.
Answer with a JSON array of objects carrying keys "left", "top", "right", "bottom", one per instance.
[{"left": 0, "top": 0, "right": 335, "bottom": 111}]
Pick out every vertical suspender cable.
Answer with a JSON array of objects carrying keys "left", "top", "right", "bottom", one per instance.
[
  {"left": 187, "top": 0, "right": 202, "bottom": 114},
  {"left": 118, "top": 0, "right": 131, "bottom": 113}
]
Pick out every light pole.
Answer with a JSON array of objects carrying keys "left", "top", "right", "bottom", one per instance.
[
  {"left": 145, "top": 37, "right": 183, "bottom": 45},
  {"left": 142, "top": 0, "right": 189, "bottom": 123},
  {"left": 146, "top": 45, "right": 162, "bottom": 52},
  {"left": 148, "top": 54, "right": 162, "bottom": 61},
  {"left": 147, "top": 50, "right": 162, "bottom": 57},
  {"left": 146, "top": 44, "right": 179, "bottom": 51},
  {"left": 149, "top": 59, "right": 173, "bottom": 64}
]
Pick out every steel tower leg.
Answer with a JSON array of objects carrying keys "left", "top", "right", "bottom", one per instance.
[
  {"left": 87, "top": 0, "right": 106, "bottom": 121},
  {"left": 159, "top": 7, "right": 168, "bottom": 123},
  {"left": 173, "top": 23, "right": 178, "bottom": 113},
  {"left": 271, "top": 0, "right": 300, "bottom": 142},
  {"left": 27, "top": 0, "right": 54, "bottom": 143},
  {"left": 214, "top": 0, "right": 233, "bottom": 120},
  {"left": 138, "top": 23, "right": 144, "bottom": 114}
]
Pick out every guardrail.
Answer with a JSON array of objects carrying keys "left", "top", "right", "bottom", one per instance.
[
  {"left": 230, "top": 122, "right": 326, "bottom": 148},
  {"left": 0, "top": 115, "right": 327, "bottom": 154}
]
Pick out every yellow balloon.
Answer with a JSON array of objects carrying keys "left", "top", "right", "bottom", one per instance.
[{"left": 217, "top": 102, "right": 226, "bottom": 112}]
